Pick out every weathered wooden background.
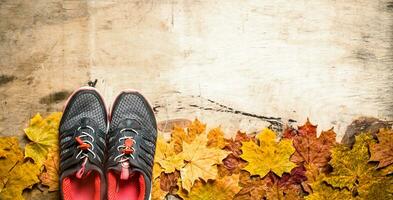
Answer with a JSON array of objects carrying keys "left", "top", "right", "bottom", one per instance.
[{"left": 1, "top": 0, "right": 392, "bottom": 145}]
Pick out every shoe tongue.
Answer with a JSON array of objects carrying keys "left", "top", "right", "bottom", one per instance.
[
  {"left": 75, "top": 157, "right": 98, "bottom": 179},
  {"left": 120, "top": 161, "right": 130, "bottom": 180},
  {"left": 110, "top": 160, "right": 144, "bottom": 180}
]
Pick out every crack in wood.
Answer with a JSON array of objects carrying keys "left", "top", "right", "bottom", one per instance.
[{"left": 190, "top": 95, "right": 297, "bottom": 131}]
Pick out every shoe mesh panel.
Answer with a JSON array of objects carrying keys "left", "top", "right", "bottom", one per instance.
[
  {"left": 110, "top": 93, "right": 155, "bottom": 131},
  {"left": 60, "top": 93, "right": 107, "bottom": 132}
]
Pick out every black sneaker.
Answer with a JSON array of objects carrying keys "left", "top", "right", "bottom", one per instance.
[
  {"left": 107, "top": 90, "right": 157, "bottom": 200},
  {"left": 59, "top": 87, "right": 107, "bottom": 200}
]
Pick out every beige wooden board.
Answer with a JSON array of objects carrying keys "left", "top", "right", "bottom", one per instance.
[{"left": 0, "top": 0, "right": 392, "bottom": 143}]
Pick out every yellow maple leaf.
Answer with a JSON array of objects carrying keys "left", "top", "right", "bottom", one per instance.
[
  {"left": 171, "top": 126, "right": 188, "bottom": 153},
  {"left": 153, "top": 163, "right": 163, "bottom": 180},
  {"left": 179, "top": 174, "right": 241, "bottom": 200},
  {"left": 0, "top": 161, "right": 40, "bottom": 200},
  {"left": 152, "top": 178, "right": 168, "bottom": 200},
  {"left": 155, "top": 136, "right": 184, "bottom": 174},
  {"left": 24, "top": 112, "right": 62, "bottom": 166},
  {"left": 241, "top": 128, "right": 296, "bottom": 177},
  {"left": 187, "top": 118, "right": 206, "bottom": 138},
  {"left": 207, "top": 127, "right": 226, "bottom": 149},
  {"left": 171, "top": 119, "right": 206, "bottom": 153},
  {"left": 39, "top": 147, "right": 59, "bottom": 191},
  {"left": 0, "top": 137, "right": 24, "bottom": 192},
  {"left": 180, "top": 134, "right": 229, "bottom": 192}
]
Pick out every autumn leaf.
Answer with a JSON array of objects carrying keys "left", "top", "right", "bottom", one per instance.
[
  {"left": 180, "top": 134, "right": 229, "bottom": 192},
  {"left": 153, "top": 163, "right": 163, "bottom": 180},
  {"left": 289, "top": 126, "right": 336, "bottom": 189},
  {"left": 171, "top": 119, "right": 206, "bottom": 153},
  {"left": 207, "top": 127, "right": 226, "bottom": 149},
  {"left": 225, "top": 131, "right": 255, "bottom": 157},
  {"left": 152, "top": 178, "right": 168, "bottom": 200},
  {"left": 160, "top": 171, "right": 180, "bottom": 192},
  {"left": 282, "top": 126, "right": 298, "bottom": 139},
  {"left": 305, "top": 180, "right": 354, "bottom": 200},
  {"left": 283, "top": 119, "right": 318, "bottom": 139},
  {"left": 187, "top": 119, "right": 206, "bottom": 138},
  {"left": 381, "top": 164, "right": 393, "bottom": 176},
  {"left": 290, "top": 128, "right": 336, "bottom": 168},
  {"left": 297, "top": 119, "right": 317, "bottom": 137},
  {"left": 369, "top": 129, "right": 393, "bottom": 170},
  {"left": 0, "top": 137, "right": 24, "bottom": 192},
  {"left": 39, "top": 147, "right": 59, "bottom": 191},
  {"left": 155, "top": 136, "right": 184, "bottom": 174},
  {"left": 234, "top": 171, "right": 267, "bottom": 200},
  {"left": 218, "top": 131, "right": 253, "bottom": 176},
  {"left": 0, "top": 161, "right": 41, "bottom": 200},
  {"left": 179, "top": 174, "right": 241, "bottom": 200},
  {"left": 218, "top": 154, "right": 247, "bottom": 177},
  {"left": 235, "top": 167, "right": 306, "bottom": 200},
  {"left": 306, "top": 173, "right": 393, "bottom": 200},
  {"left": 264, "top": 167, "right": 306, "bottom": 200},
  {"left": 172, "top": 126, "right": 188, "bottom": 153},
  {"left": 240, "top": 128, "right": 296, "bottom": 177},
  {"left": 24, "top": 112, "right": 62, "bottom": 166},
  {"left": 323, "top": 133, "right": 393, "bottom": 198}
]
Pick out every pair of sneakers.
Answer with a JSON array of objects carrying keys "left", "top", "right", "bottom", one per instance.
[{"left": 59, "top": 87, "right": 157, "bottom": 200}]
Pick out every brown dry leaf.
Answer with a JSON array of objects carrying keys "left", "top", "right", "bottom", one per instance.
[
  {"left": 290, "top": 127, "right": 336, "bottom": 186},
  {"left": 39, "top": 147, "right": 59, "bottom": 191},
  {"left": 218, "top": 154, "right": 248, "bottom": 177},
  {"left": 24, "top": 112, "right": 62, "bottom": 166},
  {"left": 207, "top": 127, "right": 226, "bottom": 149},
  {"left": 180, "top": 134, "right": 229, "bottom": 192},
  {"left": 264, "top": 167, "right": 306, "bottom": 200},
  {"left": 381, "top": 164, "right": 393, "bottom": 175},
  {"left": 234, "top": 171, "right": 267, "bottom": 200},
  {"left": 282, "top": 126, "right": 298, "bottom": 139},
  {"left": 290, "top": 128, "right": 336, "bottom": 168},
  {"left": 179, "top": 174, "right": 241, "bottom": 200},
  {"left": 160, "top": 171, "right": 180, "bottom": 192},
  {"left": 369, "top": 129, "right": 393, "bottom": 170},
  {"left": 235, "top": 167, "right": 306, "bottom": 200},
  {"left": 297, "top": 119, "right": 317, "bottom": 137},
  {"left": 225, "top": 131, "right": 255, "bottom": 157},
  {"left": 218, "top": 131, "right": 254, "bottom": 176}
]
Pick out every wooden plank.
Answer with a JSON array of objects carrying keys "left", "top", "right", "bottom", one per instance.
[{"left": 0, "top": 0, "right": 392, "bottom": 142}]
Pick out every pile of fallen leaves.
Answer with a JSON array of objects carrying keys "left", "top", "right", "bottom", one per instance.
[
  {"left": 0, "top": 113, "right": 392, "bottom": 200},
  {"left": 0, "top": 112, "right": 61, "bottom": 199}
]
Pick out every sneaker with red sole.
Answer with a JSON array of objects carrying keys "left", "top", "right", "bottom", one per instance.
[
  {"left": 59, "top": 87, "right": 107, "bottom": 200},
  {"left": 107, "top": 90, "right": 157, "bottom": 200}
]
